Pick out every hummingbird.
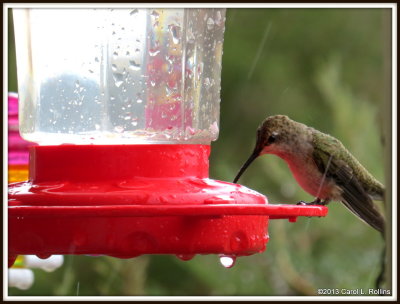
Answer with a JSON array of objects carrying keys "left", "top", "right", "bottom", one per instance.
[{"left": 233, "top": 115, "right": 385, "bottom": 234}]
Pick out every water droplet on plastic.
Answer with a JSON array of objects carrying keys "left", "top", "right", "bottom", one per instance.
[
  {"left": 95, "top": 57, "right": 100, "bottom": 63},
  {"left": 219, "top": 255, "right": 236, "bottom": 268},
  {"left": 197, "top": 62, "right": 204, "bottom": 75},
  {"left": 165, "top": 86, "right": 172, "bottom": 97},
  {"left": 150, "top": 10, "right": 159, "bottom": 20},
  {"left": 75, "top": 80, "right": 80, "bottom": 88},
  {"left": 113, "top": 73, "right": 124, "bottom": 87},
  {"left": 114, "top": 125, "right": 124, "bottom": 133},
  {"left": 137, "top": 99, "right": 143, "bottom": 104},
  {"left": 207, "top": 17, "right": 215, "bottom": 30},
  {"left": 112, "top": 64, "right": 118, "bottom": 72},
  {"left": 215, "top": 10, "right": 223, "bottom": 26},
  {"left": 176, "top": 254, "right": 195, "bottom": 261},
  {"left": 204, "top": 77, "right": 211, "bottom": 88},
  {"left": 187, "top": 30, "right": 195, "bottom": 44},
  {"left": 166, "top": 55, "right": 174, "bottom": 64},
  {"left": 169, "top": 24, "right": 181, "bottom": 44},
  {"left": 129, "top": 60, "right": 141, "bottom": 71},
  {"left": 130, "top": 9, "right": 138, "bottom": 16},
  {"left": 149, "top": 48, "right": 160, "bottom": 57}
]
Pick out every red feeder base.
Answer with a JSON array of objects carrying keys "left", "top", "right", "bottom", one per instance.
[{"left": 8, "top": 145, "right": 327, "bottom": 266}]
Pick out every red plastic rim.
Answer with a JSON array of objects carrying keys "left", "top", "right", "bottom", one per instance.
[
  {"left": 8, "top": 144, "right": 327, "bottom": 264},
  {"left": 9, "top": 204, "right": 327, "bottom": 218}
]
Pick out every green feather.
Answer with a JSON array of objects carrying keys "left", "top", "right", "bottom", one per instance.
[{"left": 311, "top": 128, "right": 385, "bottom": 233}]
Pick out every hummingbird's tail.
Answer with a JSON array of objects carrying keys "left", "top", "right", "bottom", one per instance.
[{"left": 340, "top": 195, "right": 385, "bottom": 235}]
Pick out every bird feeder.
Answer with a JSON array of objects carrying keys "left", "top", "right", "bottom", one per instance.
[{"left": 8, "top": 8, "right": 327, "bottom": 268}]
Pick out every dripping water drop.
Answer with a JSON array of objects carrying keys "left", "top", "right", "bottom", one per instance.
[{"left": 219, "top": 255, "right": 236, "bottom": 268}]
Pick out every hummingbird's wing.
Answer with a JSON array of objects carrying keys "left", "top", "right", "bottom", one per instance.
[{"left": 312, "top": 147, "right": 385, "bottom": 234}]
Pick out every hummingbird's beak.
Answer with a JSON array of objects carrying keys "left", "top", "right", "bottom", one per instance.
[{"left": 233, "top": 147, "right": 261, "bottom": 183}]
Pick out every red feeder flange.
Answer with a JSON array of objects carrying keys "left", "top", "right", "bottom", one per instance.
[{"left": 8, "top": 144, "right": 327, "bottom": 267}]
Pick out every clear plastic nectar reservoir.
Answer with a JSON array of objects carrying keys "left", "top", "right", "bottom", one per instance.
[{"left": 13, "top": 8, "right": 225, "bottom": 145}]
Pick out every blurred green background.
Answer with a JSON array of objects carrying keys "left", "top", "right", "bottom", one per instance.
[{"left": 8, "top": 8, "right": 391, "bottom": 296}]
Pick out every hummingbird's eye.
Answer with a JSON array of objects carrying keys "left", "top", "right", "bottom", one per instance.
[{"left": 266, "top": 132, "right": 278, "bottom": 145}]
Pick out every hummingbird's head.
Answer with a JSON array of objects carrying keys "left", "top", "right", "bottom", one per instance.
[
  {"left": 255, "top": 114, "right": 296, "bottom": 156},
  {"left": 233, "top": 115, "right": 305, "bottom": 183}
]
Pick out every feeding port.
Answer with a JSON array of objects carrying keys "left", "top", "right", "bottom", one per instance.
[{"left": 8, "top": 8, "right": 327, "bottom": 267}]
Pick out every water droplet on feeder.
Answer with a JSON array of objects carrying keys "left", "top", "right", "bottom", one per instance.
[
  {"left": 207, "top": 17, "right": 215, "bottom": 30},
  {"left": 187, "top": 29, "right": 195, "bottom": 44},
  {"left": 169, "top": 25, "right": 181, "bottom": 44},
  {"left": 114, "top": 125, "right": 124, "bottom": 133},
  {"left": 204, "top": 77, "right": 211, "bottom": 88},
  {"left": 149, "top": 48, "right": 160, "bottom": 57},
  {"left": 219, "top": 255, "right": 236, "bottom": 268},
  {"left": 130, "top": 9, "right": 138, "bottom": 16},
  {"left": 113, "top": 73, "right": 124, "bottom": 87},
  {"left": 215, "top": 10, "right": 223, "bottom": 26},
  {"left": 176, "top": 254, "right": 195, "bottom": 261},
  {"left": 37, "top": 254, "right": 51, "bottom": 260},
  {"left": 128, "top": 60, "right": 141, "bottom": 71},
  {"left": 150, "top": 10, "right": 160, "bottom": 20}
]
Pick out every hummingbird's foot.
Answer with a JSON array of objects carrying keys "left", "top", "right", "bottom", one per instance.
[
  {"left": 296, "top": 198, "right": 327, "bottom": 206},
  {"left": 296, "top": 200, "right": 316, "bottom": 206},
  {"left": 312, "top": 198, "right": 322, "bottom": 205},
  {"left": 311, "top": 198, "right": 330, "bottom": 206},
  {"left": 319, "top": 199, "right": 330, "bottom": 206}
]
